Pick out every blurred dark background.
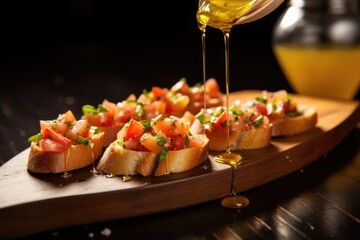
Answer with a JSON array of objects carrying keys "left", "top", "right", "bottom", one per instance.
[
  {"left": 0, "top": 0, "right": 290, "bottom": 100},
  {"left": 3, "top": 0, "right": 356, "bottom": 163}
]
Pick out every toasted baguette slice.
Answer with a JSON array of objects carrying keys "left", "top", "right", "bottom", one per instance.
[
  {"left": 194, "top": 106, "right": 273, "bottom": 151},
  {"left": 97, "top": 141, "right": 157, "bottom": 176},
  {"left": 206, "top": 124, "right": 272, "bottom": 151},
  {"left": 97, "top": 136, "right": 209, "bottom": 177},
  {"left": 272, "top": 104, "right": 317, "bottom": 136},
  {"left": 154, "top": 135, "right": 209, "bottom": 176},
  {"left": 97, "top": 115, "right": 209, "bottom": 177},
  {"left": 27, "top": 132, "right": 104, "bottom": 173}
]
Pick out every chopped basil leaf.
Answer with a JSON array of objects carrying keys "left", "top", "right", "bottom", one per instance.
[
  {"left": 252, "top": 115, "right": 264, "bottom": 127},
  {"left": 140, "top": 119, "right": 152, "bottom": 130},
  {"left": 82, "top": 104, "right": 108, "bottom": 115},
  {"left": 156, "top": 135, "right": 167, "bottom": 147},
  {"left": 76, "top": 135, "right": 90, "bottom": 146},
  {"left": 28, "top": 133, "right": 42, "bottom": 142},
  {"left": 255, "top": 96, "right": 267, "bottom": 103},
  {"left": 192, "top": 82, "right": 202, "bottom": 88},
  {"left": 220, "top": 120, "right": 227, "bottom": 128},
  {"left": 195, "top": 112, "right": 208, "bottom": 124},
  {"left": 185, "top": 135, "right": 190, "bottom": 148},
  {"left": 230, "top": 108, "right": 243, "bottom": 116},
  {"left": 65, "top": 121, "right": 73, "bottom": 128},
  {"left": 90, "top": 126, "right": 100, "bottom": 134},
  {"left": 126, "top": 100, "right": 144, "bottom": 106},
  {"left": 158, "top": 148, "right": 168, "bottom": 162},
  {"left": 117, "top": 141, "right": 125, "bottom": 148}
]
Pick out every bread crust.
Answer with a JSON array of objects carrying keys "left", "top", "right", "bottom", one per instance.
[
  {"left": 206, "top": 124, "right": 273, "bottom": 151},
  {"left": 272, "top": 104, "right": 318, "bottom": 136},
  {"left": 27, "top": 132, "right": 104, "bottom": 174},
  {"left": 154, "top": 136, "right": 209, "bottom": 176},
  {"left": 96, "top": 135, "right": 209, "bottom": 177}
]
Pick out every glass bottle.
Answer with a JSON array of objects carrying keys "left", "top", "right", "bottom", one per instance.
[{"left": 272, "top": 0, "right": 360, "bottom": 100}]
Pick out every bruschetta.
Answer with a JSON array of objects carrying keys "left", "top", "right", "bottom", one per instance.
[
  {"left": 194, "top": 104, "right": 273, "bottom": 151},
  {"left": 96, "top": 114, "right": 209, "bottom": 177},
  {"left": 171, "top": 77, "right": 223, "bottom": 114},
  {"left": 27, "top": 110, "right": 104, "bottom": 174},
  {"left": 81, "top": 78, "right": 222, "bottom": 147},
  {"left": 242, "top": 90, "right": 318, "bottom": 136}
]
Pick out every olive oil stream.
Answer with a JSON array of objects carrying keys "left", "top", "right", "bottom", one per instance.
[{"left": 197, "top": 0, "right": 261, "bottom": 208}]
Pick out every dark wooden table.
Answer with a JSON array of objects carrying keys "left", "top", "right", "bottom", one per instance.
[{"left": 1, "top": 1, "right": 360, "bottom": 239}]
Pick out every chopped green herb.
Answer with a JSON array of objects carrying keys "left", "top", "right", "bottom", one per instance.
[
  {"left": 230, "top": 108, "right": 243, "bottom": 116},
  {"left": 90, "top": 126, "right": 100, "bottom": 134},
  {"left": 140, "top": 119, "right": 152, "bottom": 130},
  {"left": 252, "top": 115, "right": 264, "bottom": 127},
  {"left": 65, "top": 121, "right": 73, "bottom": 128},
  {"left": 185, "top": 135, "right": 190, "bottom": 148},
  {"left": 76, "top": 135, "right": 90, "bottom": 146},
  {"left": 220, "top": 120, "right": 227, "bottom": 128},
  {"left": 158, "top": 148, "right": 168, "bottom": 162},
  {"left": 180, "top": 77, "right": 187, "bottom": 83},
  {"left": 28, "top": 133, "right": 42, "bottom": 143},
  {"left": 117, "top": 141, "right": 125, "bottom": 148},
  {"left": 156, "top": 135, "right": 167, "bottom": 147},
  {"left": 82, "top": 104, "right": 109, "bottom": 114},
  {"left": 255, "top": 96, "right": 267, "bottom": 103},
  {"left": 192, "top": 82, "right": 202, "bottom": 88}
]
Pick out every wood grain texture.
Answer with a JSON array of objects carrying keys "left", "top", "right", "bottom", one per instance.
[{"left": 0, "top": 90, "right": 359, "bottom": 239}]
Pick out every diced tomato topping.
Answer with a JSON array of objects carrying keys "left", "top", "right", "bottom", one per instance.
[
  {"left": 213, "top": 111, "right": 228, "bottom": 131},
  {"left": 152, "top": 87, "right": 168, "bottom": 101},
  {"left": 65, "top": 119, "right": 90, "bottom": 141},
  {"left": 102, "top": 100, "right": 117, "bottom": 116},
  {"left": 152, "top": 118, "right": 189, "bottom": 137},
  {"left": 64, "top": 110, "right": 76, "bottom": 122},
  {"left": 205, "top": 78, "right": 221, "bottom": 98},
  {"left": 42, "top": 128, "right": 72, "bottom": 150},
  {"left": 181, "top": 111, "right": 195, "bottom": 124},
  {"left": 255, "top": 103, "right": 268, "bottom": 116},
  {"left": 125, "top": 120, "right": 144, "bottom": 141},
  {"left": 165, "top": 93, "right": 190, "bottom": 115},
  {"left": 171, "top": 79, "right": 190, "bottom": 95},
  {"left": 40, "top": 110, "right": 77, "bottom": 134},
  {"left": 140, "top": 133, "right": 162, "bottom": 153},
  {"left": 169, "top": 135, "right": 186, "bottom": 150},
  {"left": 188, "top": 137, "right": 204, "bottom": 148},
  {"left": 39, "top": 138, "right": 70, "bottom": 152}
]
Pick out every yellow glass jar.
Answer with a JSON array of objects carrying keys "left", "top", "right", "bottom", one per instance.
[{"left": 272, "top": 0, "right": 360, "bottom": 100}]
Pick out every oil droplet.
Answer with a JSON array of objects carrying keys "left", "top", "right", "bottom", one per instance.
[
  {"left": 106, "top": 174, "right": 116, "bottom": 178},
  {"left": 201, "top": 165, "right": 208, "bottom": 170},
  {"left": 61, "top": 172, "right": 72, "bottom": 179},
  {"left": 122, "top": 175, "right": 132, "bottom": 182},
  {"left": 90, "top": 167, "right": 101, "bottom": 175}
]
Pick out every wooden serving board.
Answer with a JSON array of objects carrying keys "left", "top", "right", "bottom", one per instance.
[{"left": 0, "top": 90, "right": 359, "bottom": 238}]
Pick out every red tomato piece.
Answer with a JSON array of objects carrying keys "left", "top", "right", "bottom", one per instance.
[
  {"left": 169, "top": 135, "right": 186, "bottom": 150},
  {"left": 125, "top": 120, "right": 144, "bottom": 141},
  {"left": 205, "top": 78, "right": 221, "bottom": 98},
  {"left": 42, "top": 128, "right": 72, "bottom": 151},
  {"left": 213, "top": 111, "right": 228, "bottom": 131},
  {"left": 152, "top": 87, "right": 168, "bottom": 101},
  {"left": 39, "top": 138, "right": 70, "bottom": 152}
]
